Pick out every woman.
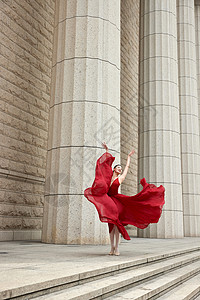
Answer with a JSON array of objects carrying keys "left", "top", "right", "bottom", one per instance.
[{"left": 84, "top": 142, "right": 165, "bottom": 256}]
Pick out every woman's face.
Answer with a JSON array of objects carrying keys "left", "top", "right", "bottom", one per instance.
[{"left": 114, "top": 165, "right": 122, "bottom": 175}]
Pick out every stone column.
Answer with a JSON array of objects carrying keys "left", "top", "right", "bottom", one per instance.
[
  {"left": 138, "top": 0, "right": 184, "bottom": 238},
  {"left": 177, "top": 0, "right": 200, "bottom": 236},
  {"left": 195, "top": 2, "right": 200, "bottom": 140},
  {"left": 120, "top": 0, "right": 140, "bottom": 238},
  {"left": 42, "top": 0, "right": 121, "bottom": 244}
]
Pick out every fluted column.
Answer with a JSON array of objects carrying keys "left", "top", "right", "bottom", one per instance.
[
  {"left": 195, "top": 2, "right": 200, "bottom": 140},
  {"left": 42, "top": 0, "right": 121, "bottom": 244},
  {"left": 177, "top": 0, "right": 200, "bottom": 236},
  {"left": 138, "top": 0, "right": 184, "bottom": 238}
]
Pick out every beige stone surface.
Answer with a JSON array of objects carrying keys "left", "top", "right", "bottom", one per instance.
[
  {"left": 42, "top": 0, "right": 121, "bottom": 244},
  {"left": 0, "top": 0, "right": 55, "bottom": 238},
  {"left": 120, "top": 0, "right": 140, "bottom": 237},
  {"left": 120, "top": 4, "right": 139, "bottom": 179},
  {"left": 177, "top": 0, "right": 200, "bottom": 236},
  {"left": 1, "top": 238, "right": 200, "bottom": 299},
  {"left": 196, "top": 5, "right": 200, "bottom": 142},
  {"left": 138, "top": 0, "right": 184, "bottom": 238},
  {"left": 1, "top": 0, "right": 200, "bottom": 243}
]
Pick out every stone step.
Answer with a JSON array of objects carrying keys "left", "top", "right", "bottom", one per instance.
[
  {"left": 2, "top": 247, "right": 200, "bottom": 299},
  {"left": 32, "top": 251, "right": 200, "bottom": 300},
  {"left": 107, "top": 261, "right": 200, "bottom": 300},
  {"left": 158, "top": 273, "right": 200, "bottom": 300}
]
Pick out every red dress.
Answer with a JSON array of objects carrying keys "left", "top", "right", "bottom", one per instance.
[{"left": 84, "top": 152, "right": 165, "bottom": 240}]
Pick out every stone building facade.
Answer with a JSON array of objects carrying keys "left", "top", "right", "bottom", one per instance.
[{"left": 0, "top": 0, "right": 200, "bottom": 244}]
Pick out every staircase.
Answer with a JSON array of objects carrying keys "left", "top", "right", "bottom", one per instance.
[{"left": 2, "top": 246, "right": 200, "bottom": 300}]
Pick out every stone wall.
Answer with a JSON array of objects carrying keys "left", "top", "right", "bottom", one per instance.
[
  {"left": 120, "top": 0, "right": 140, "bottom": 195},
  {"left": 0, "top": 0, "right": 55, "bottom": 240},
  {"left": 120, "top": 0, "right": 140, "bottom": 236}
]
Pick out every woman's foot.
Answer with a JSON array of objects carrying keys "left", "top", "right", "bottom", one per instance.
[
  {"left": 114, "top": 248, "right": 120, "bottom": 256},
  {"left": 109, "top": 247, "right": 115, "bottom": 255}
]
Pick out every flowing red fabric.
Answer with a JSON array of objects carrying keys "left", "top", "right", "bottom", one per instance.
[{"left": 84, "top": 152, "right": 165, "bottom": 240}]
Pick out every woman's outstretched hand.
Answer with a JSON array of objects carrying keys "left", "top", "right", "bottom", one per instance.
[
  {"left": 102, "top": 141, "right": 109, "bottom": 152},
  {"left": 128, "top": 148, "right": 135, "bottom": 157}
]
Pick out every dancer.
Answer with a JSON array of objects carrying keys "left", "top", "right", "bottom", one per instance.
[
  {"left": 84, "top": 142, "right": 165, "bottom": 256},
  {"left": 106, "top": 142, "right": 135, "bottom": 256}
]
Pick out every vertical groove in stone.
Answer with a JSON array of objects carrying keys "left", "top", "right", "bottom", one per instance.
[
  {"left": 195, "top": 4, "right": 200, "bottom": 141},
  {"left": 138, "top": 0, "right": 184, "bottom": 238},
  {"left": 177, "top": 0, "right": 200, "bottom": 237},
  {"left": 42, "top": 0, "right": 121, "bottom": 244}
]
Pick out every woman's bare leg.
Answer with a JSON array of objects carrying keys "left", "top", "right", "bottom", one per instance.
[
  {"left": 114, "top": 226, "right": 120, "bottom": 255},
  {"left": 109, "top": 226, "right": 115, "bottom": 255}
]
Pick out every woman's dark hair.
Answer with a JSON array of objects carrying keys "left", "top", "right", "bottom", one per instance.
[
  {"left": 114, "top": 164, "right": 121, "bottom": 168},
  {"left": 113, "top": 164, "right": 121, "bottom": 172}
]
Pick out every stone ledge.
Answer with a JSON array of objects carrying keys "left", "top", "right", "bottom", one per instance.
[
  {"left": 0, "top": 169, "right": 45, "bottom": 184},
  {"left": 0, "top": 230, "right": 41, "bottom": 241}
]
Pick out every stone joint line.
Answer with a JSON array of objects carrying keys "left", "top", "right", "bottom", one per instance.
[
  {"left": 178, "top": 40, "right": 196, "bottom": 45},
  {"left": 182, "top": 193, "right": 200, "bottom": 195},
  {"left": 177, "top": 5, "right": 194, "bottom": 9},
  {"left": 141, "top": 9, "right": 176, "bottom": 18},
  {"left": 50, "top": 100, "right": 120, "bottom": 111},
  {"left": 139, "top": 104, "right": 179, "bottom": 110},
  {"left": 179, "top": 94, "right": 198, "bottom": 98},
  {"left": 140, "top": 56, "right": 178, "bottom": 63},
  {"left": 178, "top": 58, "right": 196, "bottom": 62},
  {"left": 140, "top": 80, "right": 178, "bottom": 86},
  {"left": 52, "top": 57, "right": 120, "bottom": 70},
  {"left": 47, "top": 145, "right": 120, "bottom": 154},
  {"left": 179, "top": 76, "right": 197, "bottom": 81},
  {"left": 181, "top": 114, "right": 199, "bottom": 118},
  {"left": 138, "top": 155, "right": 181, "bottom": 160},
  {"left": 141, "top": 33, "right": 177, "bottom": 41},
  {"left": 0, "top": 172, "right": 45, "bottom": 184},
  {"left": 163, "top": 209, "right": 183, "bottom": 212},
  {"left": 182, "top": 173, "right": 200, "bottom": 175},
  {"left": 177, "top": 22, "right": 195, "bottom": 28},
  {"left": 140, "top": 129, "right": 181, "bottom": 134},
  {"left": 56, "top": 15, "right": 120, "bottom": 31},
  {"left": 181, "top": 152, "right": 200, "bottom": 156},
  {"left": 137, "top": 182, "right": 182, "bottom": 185}
]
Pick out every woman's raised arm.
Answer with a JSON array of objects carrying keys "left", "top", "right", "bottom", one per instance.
[{"left": 119, "top": 148, "right": 135, "bottom": 184}]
